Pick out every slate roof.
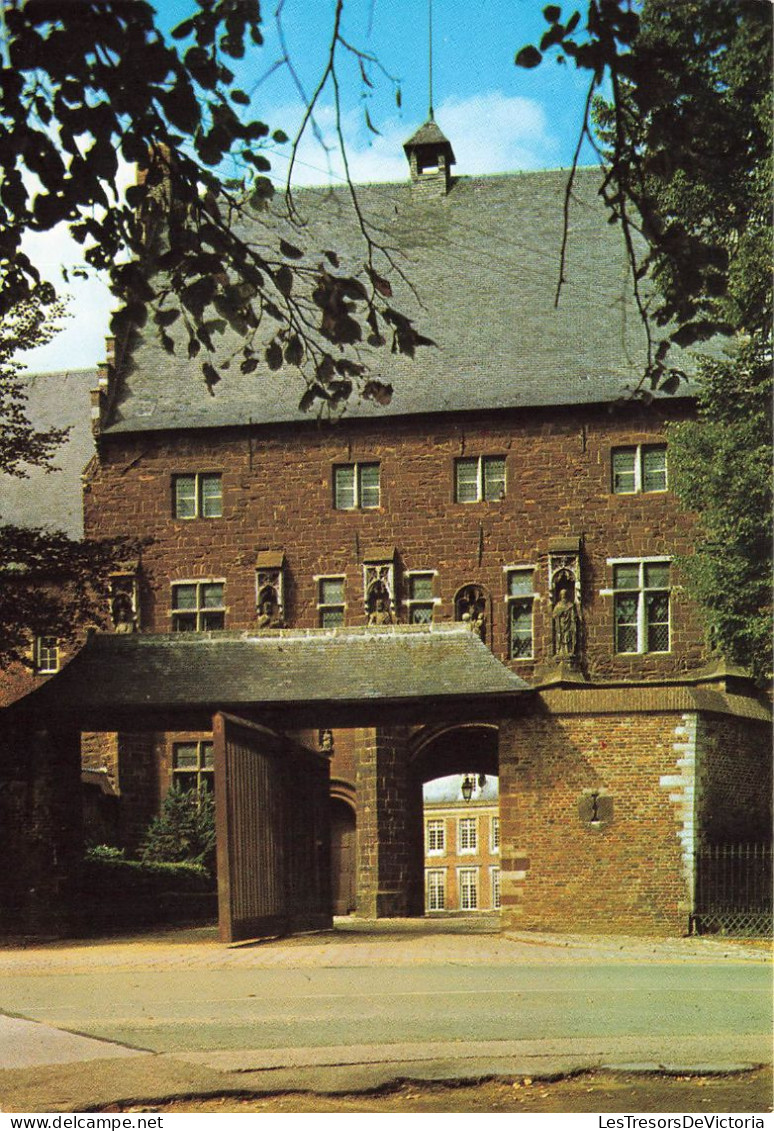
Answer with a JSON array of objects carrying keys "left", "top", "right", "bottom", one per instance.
[
  {"left": 9, "top": 624, "right": 530, "bottom": 718},
  {"left": 104, "top": 165, "right": 695, "bottom": 436},
  {"left": 0, "top": 369, "right": 97, "bottom": 537}
]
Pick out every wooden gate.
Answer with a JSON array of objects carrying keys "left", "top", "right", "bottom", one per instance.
[{"left": 213, "top": 712, "right": 332, "bottom": 943}]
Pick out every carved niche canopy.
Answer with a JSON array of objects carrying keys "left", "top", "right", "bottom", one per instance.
[
  {"left": 362, "top": 545, "right": 397, "bottom": 619},
  {"left": 255, "top": 550, "right": 286, "bottom": 628}
]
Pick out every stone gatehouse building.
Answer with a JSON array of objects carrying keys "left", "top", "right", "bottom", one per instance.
[{"left": 2, "top": 122, "right": 770, "bottom": 936}]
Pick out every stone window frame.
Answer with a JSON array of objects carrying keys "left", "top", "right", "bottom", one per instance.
[
  {"left": 426, "top": 817, "right": 446, "bottom": 855},
  {"left": 170, "top": 579, "right": 226, "bottom": 632},
  {"left": 490, "top": 814, "right": 500, "bottom": 854},
  {"left": 172, "top": 472, "right": 223, "bottom": 519},
  {"left": 425, "top": 868, "right": 447, "bottom": 912},
  {"left": 454, "top": 455, "right": 506, "bottom": 503},
  {"left": 611, "top": 444, "right": 668, "bottom": 495},
  {"left": 333, "top": 462, "right": 381, "bottom": 510},
  {"left": 603, "top": 557, "right": 672, "bottom": 655},
  {"left": 34, "top": 635, "right": 59, "bottom": 674},
  {"left": 458, "top": 866, "right": 479, "bottom": 911},
  {"left": 172, "top": 739, "right": 214, "bottom": 796},
  {"left": 504, "top": 565, "right": 537, "bottom": 660},
  {"left": 490, "top": 865, "right": 501, "bottom": 910},
  {"left": 406, "top": 570, "right": 440, "bottom": 625},
  {"left": 458, "top": 815, "right": 478, "bottom": 854},
  {"left": 316, "top": 574, "right": 346, "bottom": 627}
]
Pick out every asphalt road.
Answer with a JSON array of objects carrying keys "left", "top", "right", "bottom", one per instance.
[{"left": 0, "top": 951, "right": 769, "bottom": 1056}]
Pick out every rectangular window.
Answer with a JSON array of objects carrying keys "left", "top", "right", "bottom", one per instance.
[
  {"left": 612, "top": 445, "right": 667, "bottom": 494},
  {"left": 458, "top": 816, "right": 478, "bottom": 853},
  {"left": 407, "top": 572, "right": 437, "bottom": 625},
  {"left": 490, "top": 866, "right": 501, "bottom": 910},
  {"left": 333, "top": 463, "right": 380, "bottom": 510},
  {"left": 172, "top": 740, "right": 214, "bottom": 795},
  {"left": 612, "top": 560, "right": 671, "bottom": 654},
  {"left": 426, "top": 818, "right": 445, "bottom": 855},
  {"left": 490, "top": 815, "right": 500, "bottom": 853},
  {"left": 455, "top": 456, "right": 506, "bottom": 503},
  {"left": 426, "top": 869, "right": 446, "bottom": 912},
  {"left": 318, "top": 576, "right": 345, "bottom": 627},
  {"left": 173, "top": 473, "right": 222, "bottom": 518},
  {"left": 458, "top": 867, "right": 479, "bottom": 911},
  {"left": 506, "top": 567, "right": 535, "bottom": 660},
  {"left": 171, "top": 581, "right": 225, "bottom": 631},
  {"left": 34, "top": 636, "right": 59, "bottom": 674}
]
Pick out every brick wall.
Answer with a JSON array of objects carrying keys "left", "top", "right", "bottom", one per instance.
[
  {"left": 83, "top": 400, "right": 705, "bottom": 681},
  {"left": 498, "top": 710, "right": 695, "bottom": 935}
]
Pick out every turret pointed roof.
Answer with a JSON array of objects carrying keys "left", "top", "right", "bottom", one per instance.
[{"left": 403, "top": 117, "right": 456, "bottom": 164}]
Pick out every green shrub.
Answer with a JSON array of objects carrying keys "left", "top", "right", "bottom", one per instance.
[{"left": 138, "top": 786, "right": 216, "bottom": 876}]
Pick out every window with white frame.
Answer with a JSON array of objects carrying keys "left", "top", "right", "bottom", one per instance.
[
  {"left": 611, "top": 560, "right": 671, "bottom": 654},
  {"left": 406, "top": 572, "right": 437, "bottom": 624},
  {"left": 458, "top": 816, "right": 477, "bottom": 853},
  {"left": 611, "top": 445, "right": 667, "bottom": 494},
  {"left": 426, "top": 869, "right": 446, "bottom": 912},
  {"left": 455, "top": 456, "right": 506, "bottom": 503},
  {"left": 490, "top": 815, "right": 500, "bottom": 853},
  {"left": 490, "top": 866, "right": 501, "bottom": 910},
  {"left": 318, "top": 576, "right": 346, "bottom": 627},
  {"left": 34, "top": 636, "right": 59, "bottom": 674},
  {"left": 171, "top": 581, "right": 225, "bottom": 631},
  {"left": 173, "top": 473, "right": 222, "bottom": 518},
  {"left": 333, "top": 463, "right": 380, "bottom": 510},
  {"left": 506, "top": 567, "right": 535, "bottom": 659},
  {"left": 458, "top": 867, "right": 479, "bottom": 910},
  {"left": 426, "top": 818, "right": 445, "bottom": 855},
  {"left": 172, "top": 740, "right": 214, "bottom": 795}
]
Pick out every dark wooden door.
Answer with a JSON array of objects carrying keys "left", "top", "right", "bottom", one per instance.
[
  {"left": 214, "top": 712, "right": 332, "bottom": 943},
  {"left": 330, "top": 799, "right": 357, "bottom": 914}
]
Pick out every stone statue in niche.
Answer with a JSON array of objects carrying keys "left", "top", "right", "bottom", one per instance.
[
  {"left": 552, "top": 586, "right": 580, "bottom": 659},
  {"left": 367, "top": 595, "right": 393, "bottom": 626},
  {"left": 256, "top": 587, "right": 282, "bottom": 629},
  {"left": 111, "top": 592, "right": 136, "bottom": 634},
  {"left": 456, "top": 586, "right": 487, "bottom": 642}
]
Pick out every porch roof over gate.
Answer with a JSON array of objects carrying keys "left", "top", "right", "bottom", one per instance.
[{"left": 6, "top": 624, "right": 532, "bottom": 729}]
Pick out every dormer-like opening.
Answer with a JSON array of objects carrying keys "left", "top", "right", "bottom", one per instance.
[{"left": 403, "top": 118, "right": 456, "bottom": 197}]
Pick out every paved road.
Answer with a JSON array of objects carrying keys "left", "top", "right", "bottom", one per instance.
[
  {"left": 0, "top": 922, "right": 770, "bottom": 1111},
  {"left": 1, "top": 962, "right": 769, "bottom": 1054}
]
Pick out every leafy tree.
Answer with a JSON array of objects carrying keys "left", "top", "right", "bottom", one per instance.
[
  {"left": 0, "top": 290, "right": 130, "bottom": 669},
  {"left": 0, "top": 1, "right": 418, "bottom": 669},
  {"left": 669, "top": 338, "right": 771, "bottom": 684},
  {"left": 517, "top": 1, "right": 772, "bottom": 682},
  {"left": 1, "top": 0, "right": 424, "bottom": 408},
  {"left": 516, "top": 0, "right": 771, "bottom": 389},
  {"left": 139, "top": 786, "right": 217, "bottom": 877}
]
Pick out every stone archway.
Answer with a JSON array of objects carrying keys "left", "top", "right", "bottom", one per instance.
[{"left": 408, "top": 723, "right": 500, "bottom": 918}]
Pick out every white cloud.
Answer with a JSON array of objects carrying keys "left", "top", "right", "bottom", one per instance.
[{"left": 268, "top": 90, "right": 559, "bottom": 187}]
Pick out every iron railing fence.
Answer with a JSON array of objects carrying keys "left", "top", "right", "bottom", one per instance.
[{"left": 692, "top": 843, "right": 773, "bottom": 937}]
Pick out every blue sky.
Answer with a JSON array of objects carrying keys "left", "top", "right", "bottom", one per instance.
[{"left": 22, "top": 0, "right": 600, "bottom": 372}]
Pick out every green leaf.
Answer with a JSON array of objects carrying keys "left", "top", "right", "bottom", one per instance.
[
  {"left": 265, "top": 340, "right": 283, "bottom": 370},
  {"left": 279, "top": 238, "right": 304, "bottom": 260},
  {"left": 543, "top": 5, "right": 561, "bottom": 22},
  {"left": 230, "top": 89, "right": 250, "bottom": 105},
  {"left": 515, "top": 45, "right": 543, "bottom": 69},
  {"left": 275, "top": 265, "right": 293, "bottom": 296}
]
